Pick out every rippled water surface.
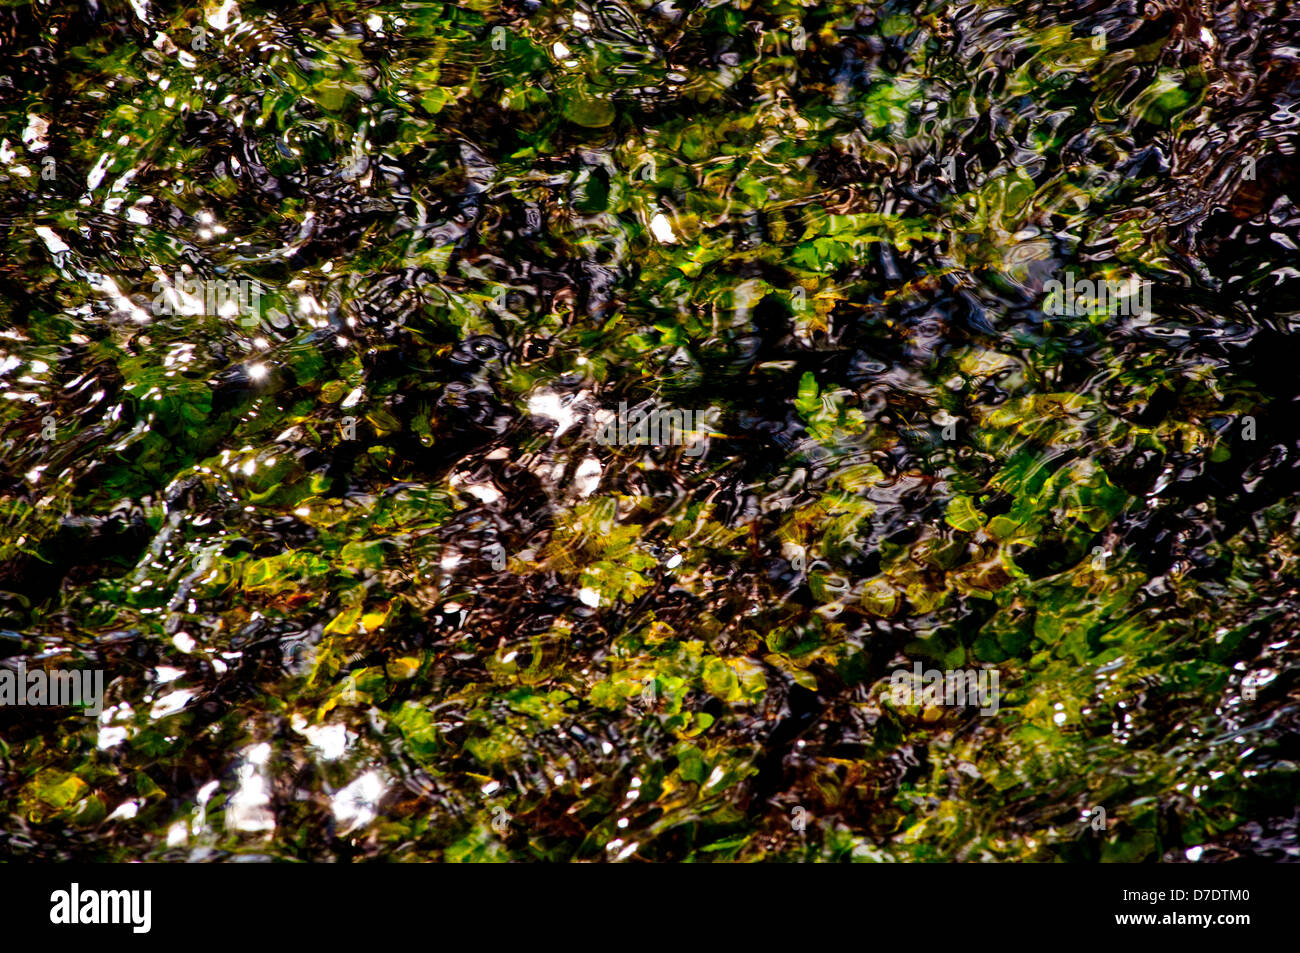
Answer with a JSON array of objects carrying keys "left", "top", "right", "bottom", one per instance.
[{"left": 1, "top": 0, "right": 1298, "bottom": 861}]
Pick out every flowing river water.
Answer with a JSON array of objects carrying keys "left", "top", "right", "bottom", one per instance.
[{"left": 1, "top": 0, "right": 1298, "bottom": 861}]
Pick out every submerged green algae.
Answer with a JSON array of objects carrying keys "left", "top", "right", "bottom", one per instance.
[{"left": 0, "top": 0, "right": 1297, "bottom": 861}]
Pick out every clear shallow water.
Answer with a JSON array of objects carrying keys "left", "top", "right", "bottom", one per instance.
[{"left": 0, "top": 0, "right": 1297, "bottom": 861}]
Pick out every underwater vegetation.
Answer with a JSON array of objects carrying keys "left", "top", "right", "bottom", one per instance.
[{"left": 0, "top": 0, "right": 1298, "bottom": 862}]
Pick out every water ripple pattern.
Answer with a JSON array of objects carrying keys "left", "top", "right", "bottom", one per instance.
[{"left": 0, "top": 0, "right": 1297, "bottom": 861}]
